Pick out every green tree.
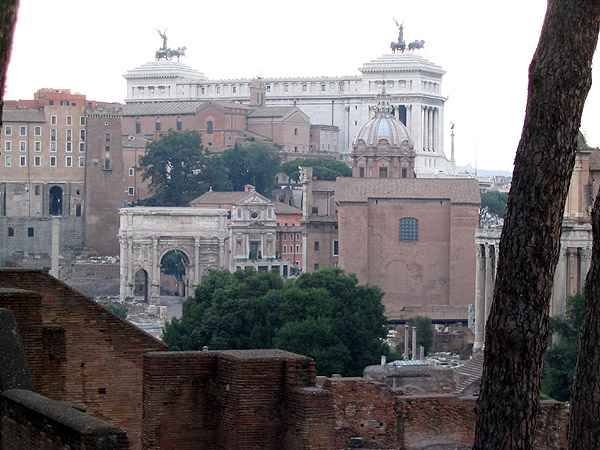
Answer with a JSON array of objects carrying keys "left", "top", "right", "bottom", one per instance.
[
  {"left": 220, "top": 143, "right": 281, "bottom": 194},
  {"left": 479, "top": 190, "right": 509, "bottom": 227},
  {"left": 406, "top": 315, "right": 434, "bottom": 355},
  {"left": 541, "top": 292, "right": 584, "bottom": 401},
  {"left": 163, "top": 267, "right": 391, "bottom": 376},
  {"left": 280, "top": 157, "right": 352, "bottom": 181},
  {"left": 138, "top": 129, "right": 212, "bottom": 206}
]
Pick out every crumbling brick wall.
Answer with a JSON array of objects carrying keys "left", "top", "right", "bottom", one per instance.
[
  {"left": 0, "top": 269, "right": 168, "bottom": 450},
  {"left": 143, "top": 350, "right": 334, "bottom": 450},
  {"left": 0, "top": 389, "right": 129, "bottom": 450},
  {"left": 323, "top": 376, "right": 397, "bottom": 449}
]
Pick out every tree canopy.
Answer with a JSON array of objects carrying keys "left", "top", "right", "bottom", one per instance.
[
  {"left": 280, "top": 157, "right": 352, "bottom": 181},
  {"left": 138, "top": 135, "right": 281, "bottom": 205},
  {"left": 138, "top": 129, "right": 210, "bottom": 206},
  {"left": 479, "top": 190, "right": 508, "bottom": 227},
  {"left": 541, "top": 292, "right": 584, "bottom": 401},
  {"left": 162, "top": 267, "right": 394, "bottom": 376},
  {"left": 406, "top": 316, "right": 434, "bottom": 355}
]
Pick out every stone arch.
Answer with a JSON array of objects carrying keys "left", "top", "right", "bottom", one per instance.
[
  {"left": 159, "top": 248, "right": 192, "bottom": 297},
  {"left": 134, "top": 268, "right": 149, "bottom": 302}
]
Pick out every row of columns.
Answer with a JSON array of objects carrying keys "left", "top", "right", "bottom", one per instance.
[
  {"left": 422, "top": 107, "right": 438, "bottom": 152},
  {"left": 403, "top": 325, "right": 423, "bottom": 360},
  {"left": 473, "top": 243, "right": 498, "bottom": 352},
  {"left": 474, "top": 240, "right": 592, "bottom": 352}
]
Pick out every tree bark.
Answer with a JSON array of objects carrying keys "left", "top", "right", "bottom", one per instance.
[
  {"left": 473, "top": 2, "right": 600, "bottom": 449},
  {"left": 568, "top": 191, "right": 600, "bottom": 448},
  {"left": 0, "top": 0, "right": 19, "bottom": 124}
]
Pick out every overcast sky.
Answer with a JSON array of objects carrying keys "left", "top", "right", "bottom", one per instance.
[{"left": 5, "top": 0, "right": 599, "bottom": 171}]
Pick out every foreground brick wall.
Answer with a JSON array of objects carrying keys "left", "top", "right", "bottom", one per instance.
[
  {"left": 395, "top": 395, "right": 568, "bottom": 450},
  {"left": 0, "top": 389, "right": 129, "bottom": 450},
  {"left": 143, "top": 350, "right": 334, "bottom": 450},
  {"left": 0, "top": 269, "right": 168, "bottom": 450},
  {"left": 324, "top": 377, "right": 397, "bottom": 449}
]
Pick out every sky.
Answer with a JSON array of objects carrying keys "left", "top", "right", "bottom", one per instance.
[{"left": 5, "top": 0, "right": 600, "bottom": 171}]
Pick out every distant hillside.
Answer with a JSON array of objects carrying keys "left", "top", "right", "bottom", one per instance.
[{"left": 457, "top": 165, "right": 513, "bottom": 179}]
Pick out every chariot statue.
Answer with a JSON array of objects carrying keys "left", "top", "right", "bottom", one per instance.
[
  {"left": 390, "top": 19, "right": 425, "bottom": 54},
  {"left": 155, "top": 29, "right": 187, "bottom": 61}
]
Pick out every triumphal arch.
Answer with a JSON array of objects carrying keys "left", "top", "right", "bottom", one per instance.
[{"left": 119, "top": 207, "right": 228, "bottom": 304}]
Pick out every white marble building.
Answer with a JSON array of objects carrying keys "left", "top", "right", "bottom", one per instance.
[{"left": 124, "top": 52, "right": 454, "bottom": 176}]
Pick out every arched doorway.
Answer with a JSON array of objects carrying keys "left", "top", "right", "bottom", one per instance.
[
  {"left": 160, "top": 250, "right": 190, "bottom": 297},
  {"left": 134, "top": 269, "right": 149, "bottom": 302},
  {"left": 49, "top": 186, "right": 63, "bottom": 215}
]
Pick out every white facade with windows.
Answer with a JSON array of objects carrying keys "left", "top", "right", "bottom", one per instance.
[{"left": 124, "top": 52, "right": 455, "bottom": 176}]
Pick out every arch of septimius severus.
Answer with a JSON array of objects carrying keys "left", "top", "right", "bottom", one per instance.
[{"left": 119, "top": 207, "right": 228, "bottom": 304}]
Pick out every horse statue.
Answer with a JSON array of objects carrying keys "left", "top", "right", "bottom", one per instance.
[
  {"left": 408, "top": 40, "right": 425, "bottom": 51},
  {"left": 172, "top": 46, "right": 187, "bottom": 61},
  {"left": 391, "top": 41, "right": 406, "bottom": 54}
]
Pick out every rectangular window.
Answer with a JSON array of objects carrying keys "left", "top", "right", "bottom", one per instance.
[
  {"left": 66, "top": 142, "right": 72, "bottom": 152},
  {"left": 283, "top": 234, "right": 287, "bottom": 241},
  {"left": 128, "top": 187, "right": 135, "bottom": 196},
  {"left": 302, "top": 84, "right": 307, "bottom": 92},
  {"left": 333, "top": 240, "right": 339, "bottom": 256},
  {"left": 283, "top": 245, "right": 287, "bottom": 253},
  {"left": 79, "top": 142, "right": 85, "bottom": 152},
  {"left": 177, "top": 120, "right": 183, "bottom": 131},
  {"left": 296, "top": 245, "right": 300, "bottom": 253},
  {"left": 79, "top": 156, "right": 85, "bottom": 167},
  {"left": 233, "top": 86, "right": 237, "bottom": 93},
  {"left": 399, "top": 217, "right": 419, "bottom": 241},
  {"left": 104, "top": 159, "right": 111, "bottom": 170},
  {"left": 34, "top": 141, "right": 41, "bottom": 152},
  {"left": 321, "top": 84, "right": 326, "bottom": 92},
  {"left": 294, "top": 128, "right": 298, "bottom": 135},
  {"left": 5, "top": 125, "right": 11, "bottom": 135},
  {"left": 34, "top": 126, "right": 41, "bottom": 136},
  {"left": 5, "top": 155, "right": 11, "bottom": 166},
  {"left": 379, "top": 167, "right": 388, "bottom": 178},
  {"left": 34, "top": 156, "right": 41, "bottom": 166},
  {"left": 50, "top": 156, "right": 56, "bottom": 167},
  {"left": 311, "top": 207, "right": 318, "bottom": 214},
  {"left": 339, "top": 82, "right": 345, "bottom": 91},
  {"left": 50, "top": 142, "right": 57, "bottom": 152},
  {"left": 19, "top": 126, "right": 26, "bottom": 136},
  {"left": 60, "top": 100, "right": 68, "bottom": 106},
  {"left": 66, "top": 116, "right": 72, "bottom": 125},
  {"left": 80, "top": 129, "right": 85, "bottom": 141},
  {"left": 296, "top": 233, "right": 300, "bottom": 240},
  {"left": 314, "top": 241, "right": 320, "bottom": 251},
  {"left": 129, "top": 168, "right": 135, "bottom": 176},
  {"left": 284, "top": 84, "right": 289, "bottom": 92},
  {"left": 65, "top": 156, "right": 72, "bottom": 167},
  {"left": 19, "top": 155, "right": 26, "bottom": 166},
  {"left": 51, "top": 115, "right": 57, "bottom": 125},
  {"left": 66, "top": 129, "right": 72, "bottom": 141},
  {"left": 34, "top": 185, "right": 40, "bottom": 195},
  {"left": 51, "top": 129, "right": 56, "bottom": 141},
  {"left": 5, "top": 141, "right": 11, "bottom": 151},
  {"left": 314, "top": 263, "right": 319, "bottom": 270},
  {"left": 155, "top": 120, "right": 161, "bottom": 131},
  {"left": 207, "top": 121, "right": 214, "bottom": 134},
  {"left": 7, "top": 227, "right": 14, "bottom": 237},
  {"left": 105, "top": 132, "right": 110, "bottom": 142},
  {"left": 216, "top": 86, "right": 221, "bottom": 94},
  {"left": 27, "top": 227, "right": 34, "bottom": 237},
  {"left": 80, "top": 116, "right": 86, "bottom": 126},
  {"left": 19, "top": 141, "right": 26, "bottom": 151}
]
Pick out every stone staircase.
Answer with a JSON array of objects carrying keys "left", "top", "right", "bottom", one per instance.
[{"left": 453, "top": 353, "right": 484, "bottom": 395}]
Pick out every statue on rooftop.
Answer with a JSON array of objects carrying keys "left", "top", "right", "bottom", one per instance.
[
  {"left": 155, "top": 29, "right": 187, "bottom": 61},
  {"left": 390, "top": 20, "right": 425, "bottom": 54}
]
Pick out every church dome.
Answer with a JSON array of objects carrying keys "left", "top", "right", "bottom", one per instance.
[{"left": 352, "top": 87, "right": 413, "bottom": 154}]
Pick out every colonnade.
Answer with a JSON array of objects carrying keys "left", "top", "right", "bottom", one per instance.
[{"left": 422, "top": 106, "right": 438, "bottom": 152}]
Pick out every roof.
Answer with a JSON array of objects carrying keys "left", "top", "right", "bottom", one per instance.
[
  {"left": 122, "top": 135, "right": 150, "bottom": 148},
  {"left": 589, "top": 147, "right": 600, "bottom": 171},
  {"left": 248, "top": 106, "right": 308, "bottom": 122},
  {"left": 311, "top": 180, "right": 338, "bottom": 192},
  {"left": 2, "top": 109, "right": 46, "bottom": 123},
  {"left": 122, "top": 101, "right": 205, "bottom": 116},
  {"left": 335, "top": 177, "right": 481, "bottom": 204},
  {"left": 273, "top": 203, "right": 302, "bottom": 215},
  {"left": 190, "top": 190, "right": 250, "bottom": 206}
]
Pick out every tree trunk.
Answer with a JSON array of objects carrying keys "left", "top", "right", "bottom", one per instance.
[
  {"left": 568, "top": 191, "right": 600, "bottom": 448},
  {"left": 473, "top": 2, "right": 600, "bottom": 449},
  {"left": 0, "top": 0, "right": 19, "bottom": 124}
]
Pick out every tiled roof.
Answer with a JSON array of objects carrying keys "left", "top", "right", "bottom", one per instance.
[
  {"left": 190, "top": 190, "right": 251, "bottom": 206},
  {"left": 311, "top": 180, "right": 338, "bottom": 192},
  {"left": 274, "top": 203, "right": 302, "bottom": 214},
  {"left": 335, "top": 177, "right": 481, "bottom": 204},
  {"left": 248, "top": 106, "right": 299, "bottom": 118},
  {"left": 589, "top": 147, "right": 600, "bottom": 171},
  {"left": 122, "top": 102, "right": 205, "bottom": 116},
  {"left": 122, "top": 135, "right": 150, "bottom": 148},
  {"left": 2, "top": 109, "right": 46, "bottom": 123}
]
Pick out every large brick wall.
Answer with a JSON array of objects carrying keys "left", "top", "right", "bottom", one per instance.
[
  {"left": 143, "top": 350, "right": 334, "bottom": 450},
  {"left": 0, "top": 389, "right": 129, "bottom": 450},
  {"left": 0, "top": 269, "right": 167, "bottom": 450}
]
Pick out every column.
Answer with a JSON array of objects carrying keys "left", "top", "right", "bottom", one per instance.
[
  {"left": 404, "top": 325, "right": 409, "bottom": 360},
  {"left": 119, "top": 236, "right": 127, "bottom": 301},
  {"left": 552, "top": 247, "right": 566, "bottom": 317},
  {"left": 150, "top": 235, "right": 160, "bottom": 304},
  {"left": 580, "top": 247, "right": 592, "bottom": 290},
  {"left": 126, "top": 237, "right": 133, "bottom": 297},
  {"left": 484, "top": 245, "right": 495, "bottom": 321},
  {"left": 50, "top": 216, "right": 60, "bottom": 278},
  {"left": 474, "top": 245, "right": 486, "bottom": 351},
  {"left": 411, "top": 326, "right": 418, "bottom": 360},
  {"left": 194, "top": 237, "right": 200, "bottom": 285}
]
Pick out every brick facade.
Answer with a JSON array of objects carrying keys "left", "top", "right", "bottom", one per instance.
[{"left": 0, "top": 270, "right": 167, "bottom": 449}]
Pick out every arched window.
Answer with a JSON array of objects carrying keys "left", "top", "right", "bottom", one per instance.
[
  {"left": 399, "top": 217, "right": 418, "bottom": 241},
  {"left": 155, "top": 118, "right": 161, "bottom": 131},
  {"left": 135, "top": 118, "right": 141, "bottom": 134},
  {"left": 49, "top": 186, "right": 63, "bottom": 216},
  {"left": 176, "top": 117, "right": 183, "bottom": 131},
  {"left": 206, "top": 120, "right": 214, "bottom": 135}
]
